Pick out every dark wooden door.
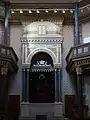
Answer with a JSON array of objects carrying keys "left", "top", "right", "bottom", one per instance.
[
  {"left": 29, "top": 71, "right": 55, "bottom": 103},
  {"left": 8, "top": 95, "right": 20, "bottom": 120},
  {"left": 65, "top": 95, "right": 76, "bottom": 118}
]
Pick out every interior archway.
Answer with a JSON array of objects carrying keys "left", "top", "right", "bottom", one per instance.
[{"left": 29, "top": 52, "right": 55, "bottom": 103}]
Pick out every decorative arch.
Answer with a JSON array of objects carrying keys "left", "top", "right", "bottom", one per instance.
[{"left": 26, "top": 47, "right": 57, "bottom": 64}]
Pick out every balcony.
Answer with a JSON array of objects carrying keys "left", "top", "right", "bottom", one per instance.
[
  {"left": 0, "top": 44, "right": 18, "bottom": 73},
  {"left": 66, "top": 43, "right": 90, "bottom": 73}
]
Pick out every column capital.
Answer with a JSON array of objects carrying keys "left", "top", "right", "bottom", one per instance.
[
  {"left": 76, "top": 66, "right": 82, "bottom": 75},
  {"left": 1, "top": 66, "right": 8, "bottom": 75}
]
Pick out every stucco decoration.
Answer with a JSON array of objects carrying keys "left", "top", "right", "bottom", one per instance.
[
  {"left": 21, "top": 20, "right": 63, "bottom": 68},
  {"left": 26, "top": 47, "right": 57, "bottom": 65},
  {"left": 22, "top": 20, "right": 63, "bottom": 37}
]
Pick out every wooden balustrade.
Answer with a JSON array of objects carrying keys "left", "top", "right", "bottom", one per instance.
[{"left": 66, "top": 43, "right": 90, "bottom": 63}]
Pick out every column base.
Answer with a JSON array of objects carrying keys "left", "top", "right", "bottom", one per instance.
[
  {"left": 54, "top": 102, "right": 63, "bottom": 116},
  {"left": 20, "top": 102, "right": 30, "bottom": 117}
]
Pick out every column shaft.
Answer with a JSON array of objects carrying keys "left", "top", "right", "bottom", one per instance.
[
  {"left": 76, "top": 67, "right": 84, "bottom": 118},
  {"left": 55, "top": 69, "right": 58, "bottom": 102},
  {"left": 27, "top": 69, "right": 29, "bottom": 102},
  {"left": 22, "top": 69, "right": 25, "bottom": 102},
  {"left": 76, "top": 75, "right": 83, "bottom": 117},
  {"left": 74, "top": 0, "right": 80, "bottom": 45},
  {"left": 24, "top": 69, "right": 27, "bottom": 102},
  {"left": 58, "top": 69, "right": 61, "bottom": 102},
  {"left": 22, "top": 68, "right": 29, "bottom": 102},
  {"left": 4, "top": 2, "right": 9, "bottom": 45}
]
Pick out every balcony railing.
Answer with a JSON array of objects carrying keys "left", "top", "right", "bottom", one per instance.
[
  {"left": 0, "top": 44, "right": 18, "bottom": 65},
  {"left": 66, "top": 43, "right": 90, "bottom": 64}
]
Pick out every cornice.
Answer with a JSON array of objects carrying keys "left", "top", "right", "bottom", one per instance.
[{"left": 9, "top": 3, "right": 74, "bottom": 9}]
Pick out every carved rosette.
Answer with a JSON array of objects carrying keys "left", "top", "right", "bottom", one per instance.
[
  {"left": 1, "top": 66, "right": 8, "bottom": 75},
  {"left": 76, "top": 66, "right": 82, "bottom": 75}
]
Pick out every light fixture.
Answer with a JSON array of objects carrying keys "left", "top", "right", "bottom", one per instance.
[
  {"left": 70, "top": 9, "right": 73, "bottom": 13},
  {"left": 11, "top": 10, "right": 14, "bottom": 14},
  {"left": 20, "top": 10, "right": 23, "bottom": 13},
  {"left": 54, "top": 10, "right": 57, "bottom": 13},
  {"left": 36, "top": 10, "right": 40, "bottom": 13},
  {"left": 62, "top": 10, "right": 65, "bottom": 13},
  {"left": 45, "top": 10, "right": 48, "bottom": 13},
  {"left": 29, "top": 10, "right": 32, "bottom": 13}
]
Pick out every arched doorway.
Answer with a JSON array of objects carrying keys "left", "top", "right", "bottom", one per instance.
[{"left": 29, "top": 52, "right": 55, "bottom": 103}]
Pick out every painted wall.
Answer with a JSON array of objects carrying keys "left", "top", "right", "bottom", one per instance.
[
  {"left": 62, "top": 25, "right": 75, "bottom": 95},
  {"left": 82, "top": 22, "right": 90, "bottom": 43},
  {"left": 9, "top": 25, "right": 22, "bottom": 99},
  {"left": 84, "top": 76, "right": 90, "bottom": 116}
]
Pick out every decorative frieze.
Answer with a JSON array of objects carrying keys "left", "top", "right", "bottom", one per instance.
[
  {"left": 67, "top": 58, "right": 90, "bottom": 73},
  {"left": 21, "top": 38, "right": 63, "bottom": 43}
]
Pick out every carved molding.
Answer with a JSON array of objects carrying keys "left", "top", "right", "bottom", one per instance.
[
  {"left": 0, "top": 60, "right": 9, "bottom": 66},
  {"left": 1, "top": 66, "right": 8, "bottom": 75},
  {"left": 67, "top": 58, "right": 90, "bottom": 73},
  {"left": 26, "top": 47, "right": 57, "bottom": 64},
  {"left": 75, "top": 66, "right": 82, "bottom": 75},
  {"left": 21, "top": 38, "right": 63, "bottom": 43}
]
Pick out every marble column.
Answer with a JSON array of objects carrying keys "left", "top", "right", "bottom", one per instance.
[
  {"left": 58, "top": 68, "right": 61, "bottom": 102},
  {"left": 3, "top": 1, "right": 10, "bottom": 45},
  {"left": 55, "top": 69, "right": 58, "bottom": 102},
  {"left": 76, "top": 66, "right": 84, "bottom": 118},
  {"left": 26, "top": 68, "right": 29, "bottom": 102},
  {"left": 22, "top": 69, "right": 25, "bottom": 102},
  {"left": 22, "top": 68, "right": 29, "bottom": 102}
]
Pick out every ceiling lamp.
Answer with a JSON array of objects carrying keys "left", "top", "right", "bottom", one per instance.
[
  {"left": 29, "top": 10, "right": 32, "bottom": 13},
  {"left": 45, "top": 10, "right": 48, "bottom": 13},
  {"left": 62, "top": 10, "right": 65, "bottom": 13},
  {"left": 20, "top": 10, "right": 23, "bottom": 13},
  {"left": 54, "top": 10, "right": 57, "bottom": 13},
  {"left": 36, "top": 10, "right": 40, "bottom": 13},
  {"left": 70, "top": 9, "right": 73, "bottom": 13},
  {"left": 11, "top": 10, "right": 14, "bottom": 14}
]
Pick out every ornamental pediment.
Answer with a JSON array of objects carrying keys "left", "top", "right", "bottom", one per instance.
[{"left": 22, "top": 21, "right": 63, "bottom": 36}]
